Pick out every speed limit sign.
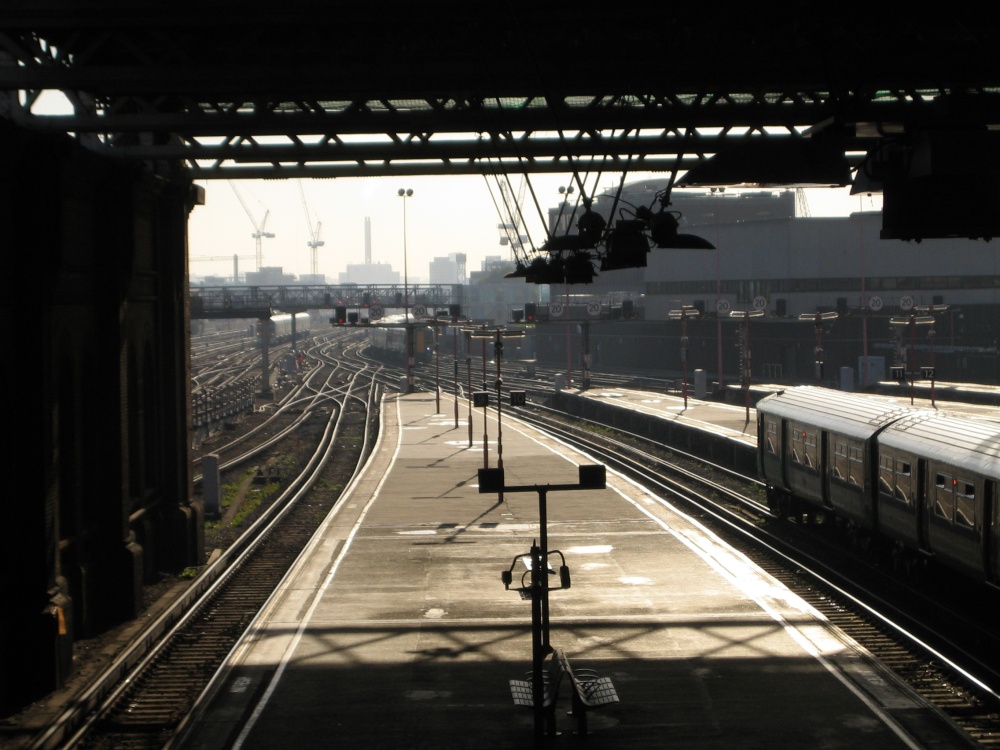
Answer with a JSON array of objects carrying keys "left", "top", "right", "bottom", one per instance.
[
  {"left": 868, "top": 295, "right": 884, "bottom": 312},
  {"left": 899, "top": 295, "right": 913, "bottom": 311},
  {"left": 369, "top": 304, "right": 384, "bottom": 320},
  {"left": 550, "top": 302, "right": 565, "bottom": 317},
  {"left": 414, "top": 304, "right": 427, "bottom": 318},
  {"left": 716, "top": 299, "right": 731, "bottom": 314},
  {"left": 586, "top": 300, "right": 601, "bottom": 316},
  {"left": 752, "top": 295, "right": 768, "bottom": 311}
]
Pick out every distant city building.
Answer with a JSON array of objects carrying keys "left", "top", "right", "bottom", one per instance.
[
  {"left": 428, "top": 253, "right": 467, "bottom": 285},
  {"left": 245, "top": 266, "right": 297, "bottom": 285},
  {"left": 339, "top": 262, "right": 400, "bottom": 285},
  {"left": 299, "top": 273, "right": 326, "bottom": 284}
]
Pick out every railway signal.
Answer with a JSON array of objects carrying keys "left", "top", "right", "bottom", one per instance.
[{"left": 332, "top": 306, "right": 347, "bottom": 326}]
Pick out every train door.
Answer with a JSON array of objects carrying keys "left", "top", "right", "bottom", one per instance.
[
  {"left": 820, "top": 430, "right": 831, "bottom": 509},
  {"left": 986, "top": 479, "right": 999, "bottom": 586},
  {"left": 917, "top": 458, "right": 930, "bottom": 552}
]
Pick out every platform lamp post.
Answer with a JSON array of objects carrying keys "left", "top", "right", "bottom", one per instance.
[
  {"left": 480, "top": 463, "right": 606, "bottom": 743},
  {"left": 398, "top": 188, "right": 413, "bottom": 392},
  {"left": 729, "top": 309, "right": 764, "bottom": 421},
  {"left": 798, "top": 311, "right": 839, "bottom": 386},
  {"left": 890, "top": 311, "right": 938, "bottom": 405},
  {"left": 452, "top": 318, "right": 461, "bottom": 428},
  {"left": 669, "top": 305, "right": 701, "bottom": 408},
  {"left": 465, "top": 328, "right": 474, "bottom": 448}
]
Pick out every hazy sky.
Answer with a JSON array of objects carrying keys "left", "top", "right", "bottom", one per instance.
[{"left": 188, "top": 175, "right": 884, "bottom": 283}]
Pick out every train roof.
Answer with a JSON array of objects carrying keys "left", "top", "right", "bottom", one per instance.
[
  {"left": 879, "top": 412, "right": 1000, "bottom": 479},
  {"left": 756, "top": 387, "right": 921, "bottom": 441}
]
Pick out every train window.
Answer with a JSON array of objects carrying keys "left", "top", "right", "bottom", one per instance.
[
  {"left": 847, "top": 444, "right": 863, "bottom": 486},
  {"left": 834, "top": 441, "right": 848, "bottom": 480},
  {"left": 934, "top": 472, "right": 954, "bottom": 521},
  {"left": 791, "top": 425, "right": 804, "bottom": 464},
  {"left": 803, "top": 430, "right": 818, "bottom": 468},
  {"left": 956, "top": 480, "right": 976, "bottom": 529},
  {"left": 766, "top": 419, "right": 778, "bottom": 455},
  {"left": 879, "top": 455, "right": 893, "bottom": 495},
  {"left": 895, "top": 461, "right": 913, "bottom": 506}
]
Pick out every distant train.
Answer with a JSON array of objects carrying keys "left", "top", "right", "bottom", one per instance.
[
  {"left": 365, "top": 314, "right": 434, "bottom": 365},
  {"left": 757, "top": 386, "right": 1000, "bottom": 588},
  {"left": 254, "top": 312, "right": 311, "bottom": 345}
]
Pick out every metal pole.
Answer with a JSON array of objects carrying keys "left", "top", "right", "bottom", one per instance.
[
  {"left": 681, "top": 313, "right": 689, "bottom": 408},
  {"left": 453, "top": 327, "right": 459, "bottom": 427},
  {"left": 537, "top": 488, "right": 550, "bottom": 650},
  {"left": 495, "top": 330, "right": 504, "bottom": 502},
  {"left": 530, "top": 539, "right": 545, "bottom": 742},
  {"left": 434, "top": 324, "right": 440, "bottom": 413},
  {"left": 466, "top": 354, "right": 473, "bottom": 448},
  {"left": 744, "top": 316, "right": 751, "bottom": 422}
]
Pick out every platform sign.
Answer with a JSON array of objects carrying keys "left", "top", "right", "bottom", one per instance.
[
  {"left": 868, "top": 295, "right": 884, "bottom": 312},
  {"left": 369, "top": 304, "right": 384, "bottom": 320},
  {"left": 510, "top": 390, "right": 526, "bottom": 406},
  {"left": 473, "top": 391, "right": 490, "bottom": 407},
  {"left": 586, "top": 300, "right": 601, "bottom": 317},
  {"left": 550, "top": 302, "right": 565, "bottom": 318},
  {"left": 716, "top": 299, "right": 731, "bottom": 314},
  {"left": 414, "top": 304, "right": 427, "bottom": 318}
]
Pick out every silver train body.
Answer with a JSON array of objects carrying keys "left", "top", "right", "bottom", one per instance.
[
  {"left": 366, "top": 314, "right": 435, "bottom": 364},
  {"left": 254, "top": 312, "right": 311, "bottom": 344},
  {"left": 757, "top": 386, "right": 1000, "bottom": 587}
]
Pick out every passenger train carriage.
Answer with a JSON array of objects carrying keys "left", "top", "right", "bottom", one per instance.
[
  {"left": 757, "top": 386, "right": 1000, "bottom": 588},
  {"left": 254, "top": 312, "right": 311, "bottom": 344}
]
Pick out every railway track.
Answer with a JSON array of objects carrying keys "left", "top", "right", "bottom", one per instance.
[{"left": 18, "top": 341, "right": 379, "bottom": 750}]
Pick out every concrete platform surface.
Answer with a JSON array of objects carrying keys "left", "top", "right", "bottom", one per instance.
[{"left": 170, "top": 392, "right": 976, "bottom": 750}]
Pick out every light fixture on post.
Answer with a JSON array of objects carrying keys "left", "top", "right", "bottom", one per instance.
[
  {"left": 669, "top": 305, "right": 702, "bottom": 408},
  {"left": 890, "top": 309, "right": 940, "bottom": 405},
  {"left": 798, "top": 311, "right": 839, "bottom": 385},
  {"left": 729, "top": 309, "right": 765, "bottom": 421}
]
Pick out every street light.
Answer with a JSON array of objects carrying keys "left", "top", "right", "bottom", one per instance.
[
  {"left": 669, "top": 305, "right": 701, "bottom": 408},
  {"left": 797, "top": 311, "right": 839, "bottom": 386},
  {"left": 398, "top": 188, "right": 413, "bottom": 391},
  {"left": 729, "top": 309, "right": 764, "bottom": 421}
]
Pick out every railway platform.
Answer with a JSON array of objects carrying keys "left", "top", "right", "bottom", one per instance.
[{"left": 171, "top": 392, "right": 977, "bottom": 750}]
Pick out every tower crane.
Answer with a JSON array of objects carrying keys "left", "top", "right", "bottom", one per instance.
[
  {"left": 229, "top": 180, "right": 274, "bottom": 270},
  {"left": 497, "top": 176, "right": 528, "bottom": 257},
  {"left": 299, "top": 182, "right": 325, "bottom": 277}
]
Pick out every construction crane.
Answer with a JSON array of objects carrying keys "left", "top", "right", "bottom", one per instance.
[
  {"left": 299, "top": 182, "right": 325, "bottom": 277},
  {"left": 497, "top": 176, "right": 528, "bottom": 257},
  {"left": 229, "top": 180, "right": 274, "bottom": 270},
  {"left": 190, "top": 254, "right": 254, "bottom": 283}
]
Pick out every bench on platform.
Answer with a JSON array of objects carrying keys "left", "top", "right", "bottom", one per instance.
[
  {"left": 557, "top": 651, "right": 619, "bottom": 735},
  {"left": 509, "top": 648, "right": 565, "bottom": 735}
]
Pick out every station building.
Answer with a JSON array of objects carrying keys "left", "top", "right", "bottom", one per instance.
[{"left": 528, "top": 180, "right": 1000, "bottom": 388}]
